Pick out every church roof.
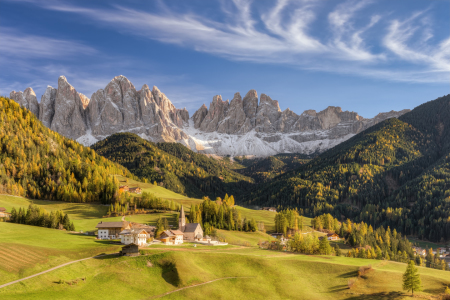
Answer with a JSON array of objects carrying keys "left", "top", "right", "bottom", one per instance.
[{"left": 184, "top": 223, "right": 201, "bottom": 232}]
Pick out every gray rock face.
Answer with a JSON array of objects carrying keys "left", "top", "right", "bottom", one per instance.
[
  {"left": 39, "top": 86, "right": 57, "bottom": 128},
  {"left": 192, "top": 104, "right": 208, "bottom": 128},
  {"left": 50, "top": 76, "right": 88, "bottom": 139},
  {"left": 199, "top": 95, "right": 229, "bottom": 132},
  {"left": 9, "top": 75, "right": 189, "bottom": 144},
  {"left": 10, "top": 76, "right": 410, "bottom": 157},
  {"left": 188, "top": 90, "right": 410, "bottom": 156},
  {"left": 217, "top": 93, "right": 246, "bottom": 134},
  {"left": 10, "top": 88, "right": 40, "bottom": 118}
]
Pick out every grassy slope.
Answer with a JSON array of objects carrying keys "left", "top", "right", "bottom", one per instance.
[
  {"left": 0, "top": 222, "right": 122, "bottom": 285},
  {"left": 0, "top": 194, "right": 122, "bottom": 232},
  {"left": 1, "top": 247, "right": 449, "bottom": 300}
]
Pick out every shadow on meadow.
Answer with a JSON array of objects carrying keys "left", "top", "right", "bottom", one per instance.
[{"left": 345, "top": 291, "right": 404, "bottom": 300}]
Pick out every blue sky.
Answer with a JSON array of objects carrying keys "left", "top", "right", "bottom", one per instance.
[{"left": 1, "top": 0, "right": 449, "bottom": 118}]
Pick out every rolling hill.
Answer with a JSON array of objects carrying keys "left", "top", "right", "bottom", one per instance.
[
  {"left": 0, "top": 96, "right": 133, "bottom": 204},
  {"left": 91, "top": 133, "right": 253, "bottom": 199},
  {"left": 246, "top": 95, "right": 450, "bottom": 242}
]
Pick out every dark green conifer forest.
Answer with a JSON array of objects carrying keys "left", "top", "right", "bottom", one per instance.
[
  {"left": 246, "top": 95, "right": 450, "bottom": 242},
  {"left": 92, "top": 133, "right": 253, "bottom": 199}
]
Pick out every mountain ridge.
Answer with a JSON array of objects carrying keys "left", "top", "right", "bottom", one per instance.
[
  {"left": 10, "top": 75, "right": 409, "bottom": 157},
  {"left": 244, "top": 94, "right": 450, "bottom": 242}
]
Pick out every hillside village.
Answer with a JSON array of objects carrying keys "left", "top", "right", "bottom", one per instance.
[{"left": 95, "top": 205, "right": 227, "bottom": 251}]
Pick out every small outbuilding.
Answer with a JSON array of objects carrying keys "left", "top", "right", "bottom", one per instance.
[
  {"left": 129, "top": 187, "right": 142, "bottom": 194},
  {"left": 120, "top": 244, "right": 139, "bottom": 256}
]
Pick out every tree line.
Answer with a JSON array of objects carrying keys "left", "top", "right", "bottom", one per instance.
[
  {"left": 188, "top": 194, "right": 257, "bottom": 235},
  {"left": 9, "top": 204, "right": 75, "bottom": 231}
]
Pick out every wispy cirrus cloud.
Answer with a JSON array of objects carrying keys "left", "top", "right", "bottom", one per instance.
[
  {"left": 16, "top": 0, "right": 448, "bottom": 84},
  {"left": 2, "top": 0, "right": 450, "bottom": 86},
  {"left": 0, "top": 27, "right": 96, "bottom": 59}
]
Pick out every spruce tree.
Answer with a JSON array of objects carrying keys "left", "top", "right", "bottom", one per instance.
[
  {"left": 319, "top": 237, "right": 332, "bottom": 255},
  {"left": 402, "top": 260, "right": 422, "bottom": 296}
]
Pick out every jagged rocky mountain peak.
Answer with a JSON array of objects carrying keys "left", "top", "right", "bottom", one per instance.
[{"left": 9, "top": 77, "right": 409, "bottom": 157}]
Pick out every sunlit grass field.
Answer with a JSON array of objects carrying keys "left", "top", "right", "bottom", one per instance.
[
  {"left": 0, "top": 222, "right": 122, "bottom": 285},
  {"left": 1, "top": 244, "right": 449, "bottom": 300}
]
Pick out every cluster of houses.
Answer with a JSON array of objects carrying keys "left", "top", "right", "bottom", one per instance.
[
  {"left": 95, "top": 206, "right": 225, "bottom": 250},
  {"left": 412, "top": 246, "right": 448, "bottom": 258},
  {"left": 119, "top": 185, "right": 142, "bottom": 194}
]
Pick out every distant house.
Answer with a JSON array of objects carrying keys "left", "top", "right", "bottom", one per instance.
[
  {"left": 119, "top": 229, "right": 149, "bottom": 246},
  {"left": 120, "top": 244, "right": 139, "bottom": 256},
  {"left": 96, "top": 221, "right": 130, "bottom": 239},
  {"left": 160, "top": 230, "right": 184, "bottom": 245},
  {"left": 327, "top": 233, "right": 340, "bottom": 241},
  {"left": 262, "top": 207, "right": 277, "bottom": 213},
  {"left": 119, "top": 185, "right": 129, "bottom": 192},
  {"left": 130, "top": 222, "right": 155, "bottom": 239},
  {"left": 0, "top": 207, "right": 10, "bottom": 218},
  {"left": 437, "top": 248, "right": 447, "bottom": 254},
  {"left": 129, "top": 187, "right": 142, "bottom": 194}
]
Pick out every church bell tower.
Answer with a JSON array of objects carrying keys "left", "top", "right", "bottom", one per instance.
[{"left": 179, "top": 205, "right": 186, "bottom": 232}]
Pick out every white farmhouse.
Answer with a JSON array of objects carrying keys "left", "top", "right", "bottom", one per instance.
[
  {"left": 96, "top": 221, "right": 130, "bottom": 239},
  {"left": 119, "top": 229, "right": 149, "bottom": 246},
  {"left": 160, "top": 230, "right": 184, "bottom": 245}
]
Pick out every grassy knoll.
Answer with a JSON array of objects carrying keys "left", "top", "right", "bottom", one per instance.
[
  {"left": 1, "top": 247, "right": 449, "bottom": 300},
  {"left": 125, "top": 213, "right": 179, "bottom": 227},
  {"left": 0, "top": 194, "right": 121, "bottom": 232},
  {"left": 216, "top": 230, "right": 275, "bottom": 247},
  {"left": 0, "top": 222, "right": 121, "bottom": 285},
  {"left": 115, "top": 175, "right": 203, "bottom": 205}
]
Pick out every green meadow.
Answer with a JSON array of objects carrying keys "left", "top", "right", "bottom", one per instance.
[
  {"left": 1, "top": 179, "right": 449, "bottom": 299},
  {"left": 1, "top": 244, "right": 449, "bottom": 300}
]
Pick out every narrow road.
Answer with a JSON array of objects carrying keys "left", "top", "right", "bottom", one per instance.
[
  {"left": 0, "top": 253, "right": 118, "bottom": 289},
  {"left": 148, "top": 277, "right": 255, "bottom": 299}
]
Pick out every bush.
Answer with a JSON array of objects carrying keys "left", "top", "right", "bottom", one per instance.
[{"left": 358, "top": 265, "right": 372, "bottom": 278}]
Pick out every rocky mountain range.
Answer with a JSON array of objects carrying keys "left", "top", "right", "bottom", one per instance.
[{"left": 10, "top": 75, "right": 409, "bottom": 157}]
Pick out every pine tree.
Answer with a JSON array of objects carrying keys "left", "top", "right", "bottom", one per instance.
[
  {"left": 319, "top": 237, "right": 332, "bottom": 255},
  {"left": 402, "top": 260, "right": 422, "bottom": 296}
]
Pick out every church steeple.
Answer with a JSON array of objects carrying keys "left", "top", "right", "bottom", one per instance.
[{"left": 179, "top": 205, "right": 186, "bottom": 232}]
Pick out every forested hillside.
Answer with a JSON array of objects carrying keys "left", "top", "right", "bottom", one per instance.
[
  {"left": 92, "top": 133, "right": 253, "bottom": 199},
  {"left": 246, "top": 95, "right": 450, "bottom": 242},
  {"left": 0, "top": 97, "right": 132, "bottom": 204},
  {"left": 235, "top": 154, "right": 311, "bottom": 183}
]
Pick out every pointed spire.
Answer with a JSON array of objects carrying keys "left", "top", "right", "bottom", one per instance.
[
  {"left": 179, "top": 205, "right": 186, "bottom": 232},
  {"left": 180, "top": 205, "right": 185, "bottom": 219}
]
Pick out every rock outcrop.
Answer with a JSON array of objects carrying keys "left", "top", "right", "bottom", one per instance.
[
  {"left": 10, "top": 75, "right": 410, "bottom": 157},
  {"left": 10, "top": 87, "right": 40, "bottom": 118},
  {"left": 50, "top": 76, "right": 88, "bottom": 139}
]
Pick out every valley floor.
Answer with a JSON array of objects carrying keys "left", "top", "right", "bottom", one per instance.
[{"left": 1, "top": 221, "right": 449, "bottom": 300}]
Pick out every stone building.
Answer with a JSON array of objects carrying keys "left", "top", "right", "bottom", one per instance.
[{"left": 178, "top": 206, "right": 203, "bottom": 241}]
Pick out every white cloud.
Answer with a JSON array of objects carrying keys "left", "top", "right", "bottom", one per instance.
[
  {"left": 383, "top": 11, "right": 450, "bottom": 73},
  {"left": 3, "top": 0, "right": 450, "bottom": 84},
  {"left": 0, "top": 27, "right": 96, "bottom": 59}
]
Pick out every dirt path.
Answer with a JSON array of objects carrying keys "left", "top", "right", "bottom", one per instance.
[
  {"left": 148, "top": 277, "right": 255, "bottom": 299},
  {"left": 0, "top": 253, "right": 118, "bottom": 289}
]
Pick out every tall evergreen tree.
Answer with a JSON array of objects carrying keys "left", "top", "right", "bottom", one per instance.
[{"left": 402, "top": 260, "right": 422, "bottom": 296}]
